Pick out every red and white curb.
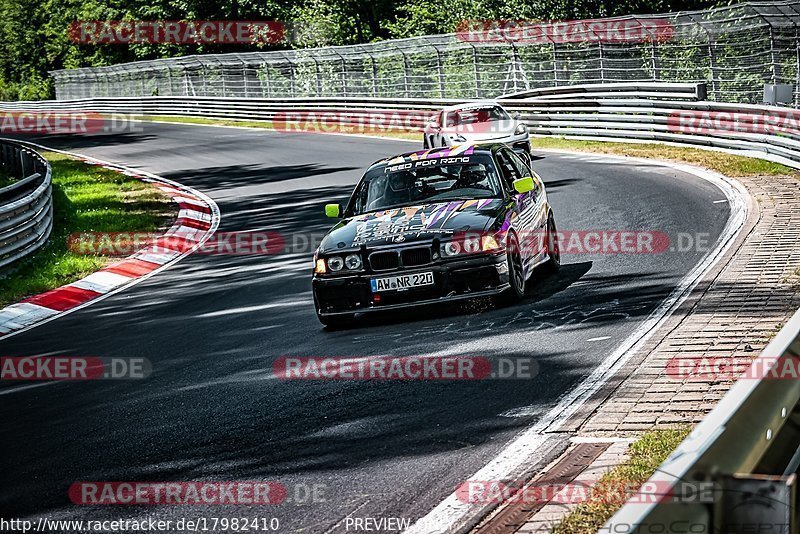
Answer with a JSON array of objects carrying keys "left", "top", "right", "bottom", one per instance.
[{"left": 0, "top": 142, "right": 220, "bottom": 338}]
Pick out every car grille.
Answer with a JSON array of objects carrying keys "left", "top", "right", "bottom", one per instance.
[
  {"left": 401, "top": 247, "right": 432, "bottom": 267},
  {"left": 369, "top": 251, "right": 400, "bottom": 271}
]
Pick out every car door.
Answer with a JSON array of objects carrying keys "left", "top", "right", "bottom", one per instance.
[
  {"left": 499, "top": 148, "right": 547, "bottom": 268},
  {"left": 495, "top": 148, "right": 531, "bottom": 266}
]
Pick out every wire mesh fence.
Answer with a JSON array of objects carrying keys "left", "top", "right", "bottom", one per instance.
[{"left": 51, "top": 0, "right": 800, "bottom": 105}]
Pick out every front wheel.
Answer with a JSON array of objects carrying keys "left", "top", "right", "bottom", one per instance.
[
  {"left": 543, "top": 214, "right": 560, "bottom": 274},
  {"left": 496, "top": 234, "right": 525, "bottom": 306}
]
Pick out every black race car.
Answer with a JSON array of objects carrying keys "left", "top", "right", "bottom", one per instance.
[{"left": 311, "top": 143, "right": 560, "bottom": 327}]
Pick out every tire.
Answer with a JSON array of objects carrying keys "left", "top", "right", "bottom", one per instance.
[
  {"left": 317, "top": 311, "right": 355, "bottom": 329},
  {"left": 543, "top": 213, "right": 561, "bottom": 274},
  {"left": 496, "top": 234, "right": 525, "bottom": 306},
  {"left": 314, "top": 292, "right": 355, "bottom": 328}
]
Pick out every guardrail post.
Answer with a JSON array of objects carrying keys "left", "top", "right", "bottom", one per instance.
[
  {"left": 471, "top": 43, "right": 482, "bottom": 98},
  {"left": 770, "top": 26, "right": 781, "bottom": 85},
  {"left": 436, "top": 48, "right": 446, "bottom": 98},
  {"left": 370, "top": 53, "right": 378, "bottom": 97},
  {"left": 715, "top": 474, "right": 796, "bottom": 533},
  {"left": 552, "top": 43, "right": 560, "bottom": 87},
  {"left": 598, "top": 41, "right": 606, "bottom": 83}
]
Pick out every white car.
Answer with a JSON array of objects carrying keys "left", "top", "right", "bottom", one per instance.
[{"left": 423, "top": 101, "right": 531, "bottom": 159}]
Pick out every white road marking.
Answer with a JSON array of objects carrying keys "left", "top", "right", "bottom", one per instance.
[
  {"left": 586, "top": 336, "right": 612, "bottom": 342},
  {"left": 713, "top": 199, "right": 727, "bottom": 203},
  {"left": 405, "top": 151, "right": 749, "bottom": 534}
]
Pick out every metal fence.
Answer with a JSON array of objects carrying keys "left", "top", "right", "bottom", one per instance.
[
  {"left": 51, "top": 1, "right": 800, "bottom": 105},
  {"left": 0, "top": 140, "right": 53, "bottom": 271}
]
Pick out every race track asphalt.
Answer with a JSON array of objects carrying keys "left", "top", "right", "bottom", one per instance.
[{"left": 0, "top": 123, "right": 732, "bottom": 532}]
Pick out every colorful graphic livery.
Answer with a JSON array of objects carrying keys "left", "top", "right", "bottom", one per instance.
[{"left": 311, "top": 143, "right": 560, "bottom": 327}]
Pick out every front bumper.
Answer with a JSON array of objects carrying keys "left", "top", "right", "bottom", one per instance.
[{"left": 313, "top": 253, "right": 510, "bottom": 316}]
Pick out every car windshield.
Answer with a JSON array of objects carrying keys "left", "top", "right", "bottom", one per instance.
[
  {"left": 445, "top": 106, "right": 510, "bottom": 127},
  {"left": 347, "top": 153, "right": 502, "bottom": 215}
]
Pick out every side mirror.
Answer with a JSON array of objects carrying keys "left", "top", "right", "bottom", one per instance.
[
  {"left": 513, "top": 111, "right": 521, "bottom": 120},
  {"left": 325, "top": 203, "right": 342, "bottom": 218},
  {"left": 513, "top": 176, "right": 534, "bottom": 194}
]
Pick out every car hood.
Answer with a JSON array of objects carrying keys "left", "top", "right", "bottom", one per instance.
[{"left": 319, "top": 199, "right": 504, "bottom": 252}]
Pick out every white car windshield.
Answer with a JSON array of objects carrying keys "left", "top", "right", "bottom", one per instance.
[{"left": 445, "top": 106, "right": 510, "bottom": 127}]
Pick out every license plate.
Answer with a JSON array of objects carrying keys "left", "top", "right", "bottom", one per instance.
[{"left": 371, "top": 272, "right": 434, "bottom": 292}]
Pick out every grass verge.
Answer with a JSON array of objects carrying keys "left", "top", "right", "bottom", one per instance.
[
  {"left": 532, "top": 137, "right": 798, "bottom": 178},
  {"left": 552, "top": 426, "right": 692, "bottom": 534},
  {"left": 0, "top": 151, "right": 175, "bottom": 307}
]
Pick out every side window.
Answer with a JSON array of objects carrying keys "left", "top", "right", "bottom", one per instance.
[
  {"left": 495, "top": 151, "right": 520, "bottom": 192},
  {"left": 505, "top": 149, "right": 531, "bottom": 178},
  {"left": 505, "top": 149, "right": 542, "bottom": 196}
]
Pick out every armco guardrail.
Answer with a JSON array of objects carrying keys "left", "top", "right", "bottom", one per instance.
[
  {"left": 3, "top": 81, "right": 799, "bottom": 166},
  {"left": 607, "top": 308, "right": 800, "bottom": 532},
  {"left": 0, "top": 140, "right": 53, "bottom": 271}
]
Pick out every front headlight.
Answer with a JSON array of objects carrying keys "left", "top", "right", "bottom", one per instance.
[
  {"left": 344, "top": 254, "right": 362, "bottom": 270},
  {"left": 515, "top": 123, "right": 527, "bottom": 135},
  {"left": 451, "top": 134, "right": 467, "bottom": 143},
  {"left": 441, "top": 241, "right": 461, "bottom": 257},
  {"left": 327, "top": 256, "right": 344, "bottom": 271},
  {"left": 463, "top": 237, "right": 480, "bottom": 253}
]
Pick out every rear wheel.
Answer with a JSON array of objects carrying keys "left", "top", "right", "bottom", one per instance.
[
  {"left": 543, "top": 214, "right": 560, "bottom": 274},
  {"left": 496, "top": 234, "right": 525, "bottom": 306}
]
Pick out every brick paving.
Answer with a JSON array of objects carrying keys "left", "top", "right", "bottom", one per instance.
[{"left": 508, "top": 173, "right": 800, "bottom": 532}]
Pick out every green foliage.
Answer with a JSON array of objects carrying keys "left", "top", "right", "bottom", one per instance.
[{"left": 3, "top": 0, "right": 722, "bottom": 101}]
